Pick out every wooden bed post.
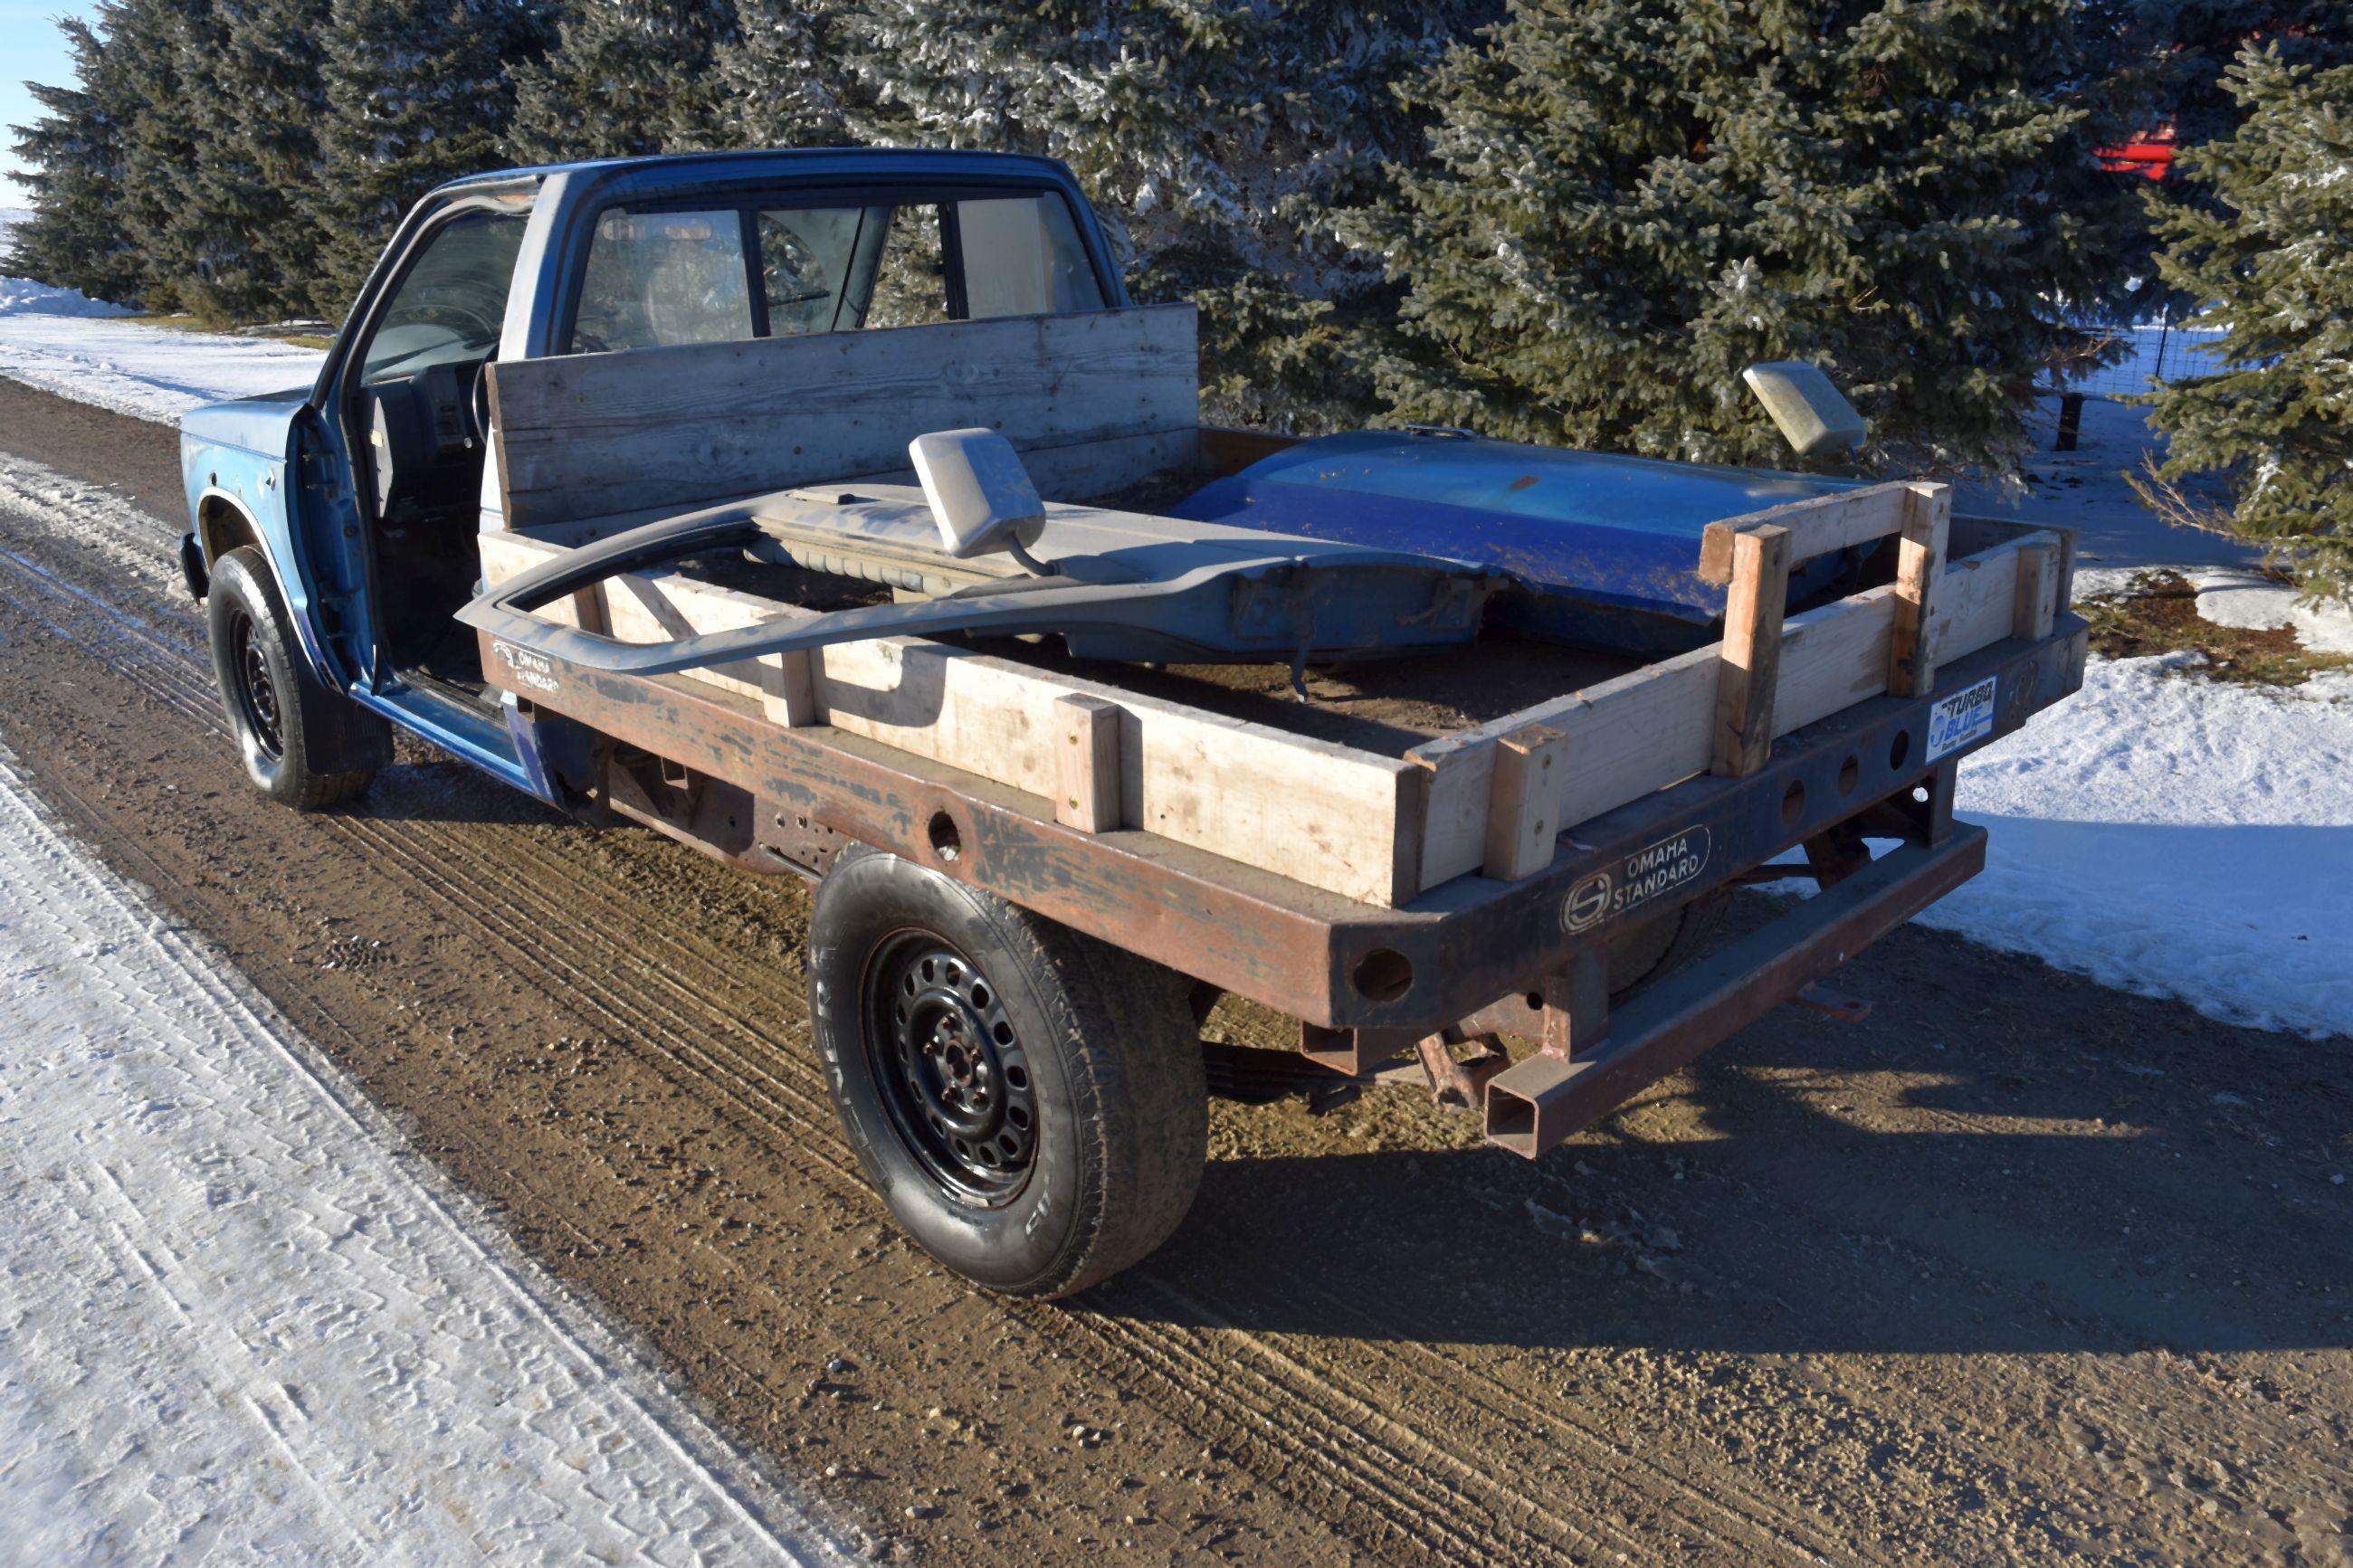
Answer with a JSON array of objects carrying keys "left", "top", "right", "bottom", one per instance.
[
  {"left": 1888, "top": 483, "right": 1950, "bottom": 698},
  {"left": 2012, "top": 537, "right": 2059, "bottom": 641},
  {"left": 1482, "top": 722, "right": 1569, "bottom": 880},
  {"left": 1053, "top": 693, "right": 1123, "bottom": 832},
  {"left": 1710, "top": 524, "right": 1791, "bottom": 778},
  {"left": 759, "top": 650, "right": 821, "bottom": 728}
]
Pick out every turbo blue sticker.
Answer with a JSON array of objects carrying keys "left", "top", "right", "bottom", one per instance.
[{"left": 1925, "top": 674, "right": 1998, "bottom": 761}]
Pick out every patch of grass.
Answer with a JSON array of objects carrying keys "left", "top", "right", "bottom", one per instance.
[
  {"left": 2078, "top": 569, "right": 2353, "bottom": 688},
  {"left": 106, "top": 313, "right": 334, "bottom": 349}
]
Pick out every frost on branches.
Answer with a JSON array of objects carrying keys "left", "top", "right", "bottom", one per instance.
[
  {"left": 2137, "top": 44, "right": 2353, "bottom": 601},
  {"left": 832, "top": 0, "right": 1481, "bottom": 430},
  {"left": 1342, "top": 0, "right": 2139, "bottom": 477}
]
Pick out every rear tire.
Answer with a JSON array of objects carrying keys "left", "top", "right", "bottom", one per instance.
[
  {"left": 205, "top": 546, "right": 386, "bottom": 811},
  {"left": 1607, "top": 893, "right": 1729, "bottom": 999},
  {"left": 808, "top": 847, "right": 1206, "bottom": 1297}
]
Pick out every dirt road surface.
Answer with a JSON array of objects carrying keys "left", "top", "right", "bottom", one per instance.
[{"left": 2, "top": 376, "right": 2348, "bottom": 1565}]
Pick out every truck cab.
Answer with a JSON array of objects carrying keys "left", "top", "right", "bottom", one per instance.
[{"left": 180, "top": 148, "right": 1123, "bottom": 800}]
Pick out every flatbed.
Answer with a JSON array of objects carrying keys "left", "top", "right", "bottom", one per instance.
[{"left": 176, "top": 147, "right": 2084, "bottom": 1296}]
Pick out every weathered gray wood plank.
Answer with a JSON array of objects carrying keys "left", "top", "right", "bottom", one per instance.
[{"left": 489, "top": 305, "right": 1199, "bottom": 528}]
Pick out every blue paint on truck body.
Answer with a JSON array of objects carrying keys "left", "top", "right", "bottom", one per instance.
[
  {"left": 179, "top": 147, "right": 1119, "bottom": 803},
  {"left": 1171, "top": 431, "right": 1862, "bottom": 651}
]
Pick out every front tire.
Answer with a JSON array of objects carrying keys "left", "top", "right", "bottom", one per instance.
[
  {"left": 205, "top": 546, "right": 386, "bottom": 810},
  {"left": 808, "top": 848, "right": 1206, "bottom": 1297}
]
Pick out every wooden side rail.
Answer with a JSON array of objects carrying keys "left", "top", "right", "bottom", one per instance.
[
  {"left": 478, "top": 530, "right": 1429, "bottom": 908},
  {"left": 481, "top": 504, "right": 2062, "bottom": 910},
  {"left": 1411, "top": 517, "right": 2059, "bottom": 892},
  {"left": 1706, "top": 480, "right": 1951, "bottom": 785}
]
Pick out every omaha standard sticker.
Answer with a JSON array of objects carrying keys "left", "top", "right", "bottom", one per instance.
[
  {"left": 1924, "top": 673, "right": 1998, "bottom": 761},
  {"left": 1560, "top": 827, "right": 1711, "bottom": 934},
  {"left": 491, "top": 639, "right": 562, "bottom": 696}
]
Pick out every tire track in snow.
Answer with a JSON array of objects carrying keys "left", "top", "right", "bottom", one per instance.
[{"left": 0, "top": 729, "right": 860, "bottom": 1563}]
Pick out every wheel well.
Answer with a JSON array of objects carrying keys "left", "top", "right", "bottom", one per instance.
[{"left": 198, "top": 497, "right": 262, "bottom": 569}]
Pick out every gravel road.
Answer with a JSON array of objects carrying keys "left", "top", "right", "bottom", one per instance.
[{"left": 1, "top": 375, "right": 2347, "bottom": 1565}]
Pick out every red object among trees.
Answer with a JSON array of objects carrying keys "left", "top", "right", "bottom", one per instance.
[{"left": 2100, "top": 127, "right": 2178, "bottom": 180}]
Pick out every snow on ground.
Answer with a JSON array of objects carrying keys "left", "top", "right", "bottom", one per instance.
[
  {"left": 0, "top": 252, "right": 325, "bottom": 423},
  {"left": 1953, "top": 395, "right": 2260, "bottom": 570},
  {"left": 1918, "top": 655, "right": 2353, "bottom": 1039},
  {"left": 2179, "top": 565, "right": 2353, "bottom": 656},
  {"left": 0, "top": 743, "right": 856, "bottom": 1566}
]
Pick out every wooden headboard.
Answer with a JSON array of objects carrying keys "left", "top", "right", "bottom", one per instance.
[{"left": 484, "top": 303, "right": 1201, "bottom": 532}]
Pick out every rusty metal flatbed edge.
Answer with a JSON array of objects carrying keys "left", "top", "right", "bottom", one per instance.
[{"left": 482, "top": 615, "right": 2086, "bottom": 1036}]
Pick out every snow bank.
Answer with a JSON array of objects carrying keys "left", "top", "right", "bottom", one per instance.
[
  {"left": 2182, "top": 565, "right": 2353, "bottom": 656},
  {"left": 0, "top": 213, "right": 138, "bottom": 319},
  {"left": 1919, "top": 654, "right": 2353, "bottom": 1038},
  {"left": 0, "top": 275, "right": 136, "bottom": 318},
  {"left": 0, "top": 745, "right": 853, "bottom": 1565},
  {"left": 0, "top": 265, "right": 326, "bottom": 422}
]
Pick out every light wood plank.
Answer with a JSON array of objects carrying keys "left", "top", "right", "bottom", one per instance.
[
  {"left": 1710, "top": 525, "right": 1790, "bottom": 778},
  {"left": 1409, "top": 532, "right": 2035, "bottom": 889},
  {"left": 1482, "top": 724, "right": 1569, "bottom": 881},
  {"left": 478, "top": 531, "right": 1424, "bottom": 907},
  {"left": 1888, "top": 482, "right": 1950, "bottom": 698},
  {"left": 488, "top": 305, "right": 1201, "bottom": 529},
  {"left": 1052, "top": 693, "right": 1122, "bottom": 832},
  {"left": 2013, "top": 538, "right": 2059, "bottom": 641},
  {"left": 1697, "top": 482, "right": 1913, "bottom": 584},
  {"left": 761, "top": 651, "right": 820, "bottom": 727}
]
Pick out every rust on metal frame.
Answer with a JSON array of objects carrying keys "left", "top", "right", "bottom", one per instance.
[
  {"left": 479, "top": 620, "right": 2082, "bottom": 1037},
  {"left": 1481, "top": 823, "right": 1986, "bottom": 1158}
]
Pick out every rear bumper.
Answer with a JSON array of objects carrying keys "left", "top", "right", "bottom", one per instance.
[{"left": 1482, "top": 822, "right": 1985, "bottom": 1156}]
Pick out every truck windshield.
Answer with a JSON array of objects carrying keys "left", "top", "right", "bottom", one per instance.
[{"left": 359, "top": 209, "right": 527, "bottom": 386}]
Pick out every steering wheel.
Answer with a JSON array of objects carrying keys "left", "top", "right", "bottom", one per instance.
[
  {"left": 466, "top": 361, "right": 494, "bottom": 447},
  {"left": 404, "top": 299, "right": 501, "bottom": 341}
]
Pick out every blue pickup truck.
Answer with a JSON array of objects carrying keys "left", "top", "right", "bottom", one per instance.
[{"left": 179, "top": 148, "right": 2085, "bottom": 1297}]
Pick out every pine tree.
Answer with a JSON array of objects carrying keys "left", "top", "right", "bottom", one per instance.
[
  {"left": 2125, "top": 1, "right": 2351, "bottom": 151},
  {"left": 6, "top": 17, "right": 146, "bottom": 301},
  {"left": 2134, "top": 45, "right": 2353, "bottom": 596},
  {"left": 310, "top": 0, "right": 555, "bottom": 318},
  {"left": 506, "top": 0, "right": 743, "bottom": 161},
  {"left": 702, "top": 0, "right": 849, "bottom": 149},
  {"left": 167, "top": 0, "right": 334, "bottom": 322},
  {"left": 829, "top": 0, "right": 1481, "bottom": 430},
  {"left": 1342, "top": 0, "right": 2141, "bottom": 475},
  {"left": 8, "top": 0, "right": 214, "bottom": 310}
]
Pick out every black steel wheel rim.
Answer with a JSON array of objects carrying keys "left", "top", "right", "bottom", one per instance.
[
  {"left": 862, "top": 932, "right": 1037, "bottom": 1207},
  {"left": 229, "top": 607, "right": 284, "bottom": 761}
]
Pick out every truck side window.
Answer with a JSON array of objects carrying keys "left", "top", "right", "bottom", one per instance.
[
  {"left": 359, "top": 210, "right": 527, "bottom": 387},
  {"left": 573, "top": 208, "right": 755, "bottom": 353},
  {"left": 862, "top": 205, "right": 951, "bottom": 330},
  {"left": 954, "top": 195, "right": 1106, "bottom": 318},
  {"left": 755, "top": 206, "right": 887, "bottom": 336}
]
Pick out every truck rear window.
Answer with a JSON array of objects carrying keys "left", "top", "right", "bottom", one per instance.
[
  {"left": 574, "top": 209, "right": 755, "bottom": 354},
  {"left": 567, "top": 191, "right": 1108, "bottom": 354}
]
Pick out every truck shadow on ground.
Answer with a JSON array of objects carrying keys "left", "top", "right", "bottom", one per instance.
[{"left": 1094, "top": 926, "right": 2353, "bottom": 1359}]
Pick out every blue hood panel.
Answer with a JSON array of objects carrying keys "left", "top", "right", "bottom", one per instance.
[{"left": 1170, "top": 431, "right": 1858, "bottom": 640}]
